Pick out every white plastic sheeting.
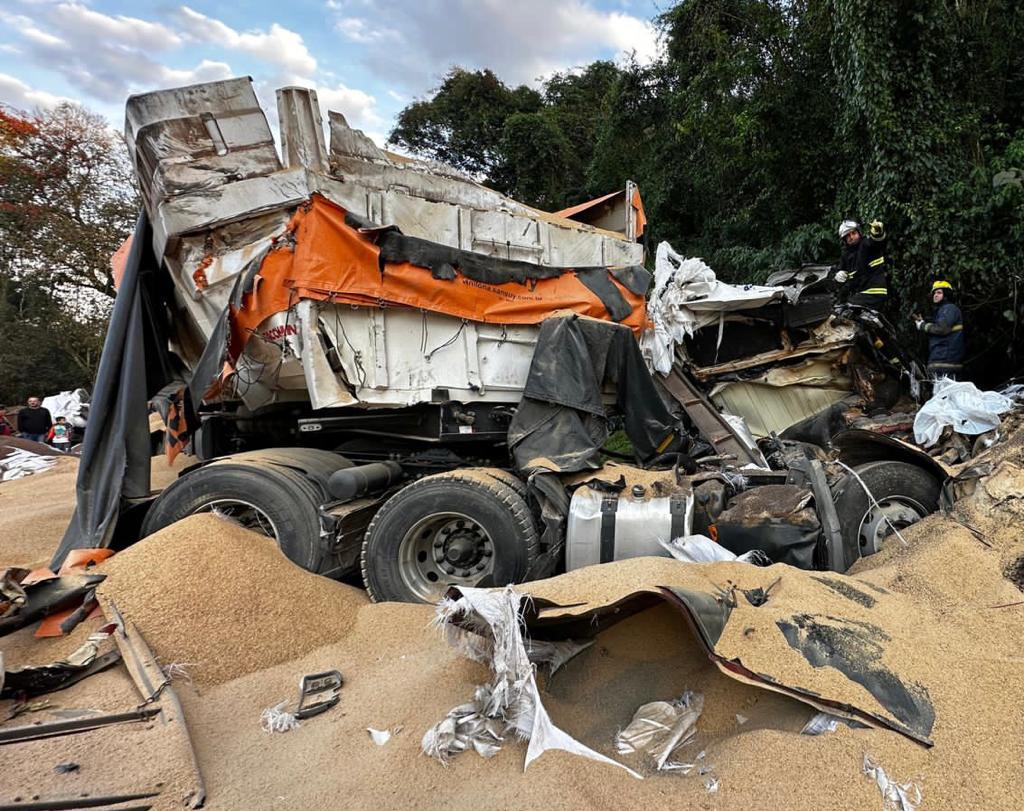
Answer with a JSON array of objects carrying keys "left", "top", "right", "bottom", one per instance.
[
  {"left": 641, "top": 242, "right": 788, "bottom": 374},
  {"left": 0, "top": 448, "right": 59, "bottom": 481},
  {"left": 913, "top": 378, "right": 1014, "bottom": 447},
  {"left": 423, "top": 586, "right": 639, "bottom": 777},
  {"left": 615, "top": 691, "right": 704, "bottom": 771},
  {"left": 660, "top": 535, "right": 770, "bottom": 565},
  {"left": 863, "top": 754, "right": 922, "bottom": 811},
  {"left": 41, "top": 389, "right": 89, "bottom": 429}
]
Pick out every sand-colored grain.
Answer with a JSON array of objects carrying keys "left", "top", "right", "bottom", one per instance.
[
  {"left": 5, "top": 423, "right": 1024, "bottom": 809},
  {"left": 96, "top": 513, "right": 369, "bottom": 685}
]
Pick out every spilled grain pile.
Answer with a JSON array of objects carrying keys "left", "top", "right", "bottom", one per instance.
[{"left": 97, "top": 513, "right": 369, "bottom": 684}]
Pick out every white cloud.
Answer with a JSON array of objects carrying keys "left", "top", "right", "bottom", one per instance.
[
  {"left": 160, "top": 60, "right": 235, "bottom": 87},
  {"left": 0, "top": 3, "right": 233, "bottom": 104},
  {"left": 316, "top": 82, "right": 385, "bottom": 131},
  {"left": 337, "top": 0, "right": 660, "bottom": 89},
  {"left": 336, "top": 17, "right": 400, "bottom": 44},
  {"left": 0, "top": 72, "right": 71, "bottom": 110},
  {"left": 175, "top": 7, "right": 317, "bottom": 78},
  {"left": 50, "top": 3, "right": 181, "bottom": 52}
]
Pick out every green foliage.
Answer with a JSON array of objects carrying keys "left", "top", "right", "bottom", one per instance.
[
  {"left": 389, "top": 63, "right": 622, "bottom": 209},
  {"left": 387, "top": 2, "right": 1024, "bottom": 380}
]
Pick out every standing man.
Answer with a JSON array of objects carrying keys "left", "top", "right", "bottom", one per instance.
[
  {"left": 915, "top": 280, "right": 965, "bottom": 379},
  {"left": 834, "top": 219, "right": 889, "bottom": 309},
  {"left": 17, "top": 396, "right": 52, "bottom": 443}
]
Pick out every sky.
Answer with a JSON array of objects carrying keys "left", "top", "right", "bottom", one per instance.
[{"left": 0, "top": 0, "right": 664, "bottom": 146}]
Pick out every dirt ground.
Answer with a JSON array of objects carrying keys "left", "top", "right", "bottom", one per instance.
[{"left": 2, "top": 442, "right": 1024, "bottom": 810}]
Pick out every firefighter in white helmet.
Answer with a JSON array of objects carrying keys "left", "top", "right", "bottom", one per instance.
[{"left": 834, "top": 219, "right": 889, "bottom": 309}]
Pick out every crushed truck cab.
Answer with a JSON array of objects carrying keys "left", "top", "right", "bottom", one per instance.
[{"left": 55, "top": 77, "right": 944, "bottom": 603}]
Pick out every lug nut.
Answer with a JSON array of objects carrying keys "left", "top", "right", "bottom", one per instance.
[{"left": 441, "top": 563, "right": 455, "bottom": 575}]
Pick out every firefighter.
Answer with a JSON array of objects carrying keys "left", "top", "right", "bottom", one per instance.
[
  {"left": 834, "top": 219, "right": 889, "bottom": 309},
  {"left": 914, "top": 280, "right": 965, "bottom": 379}
]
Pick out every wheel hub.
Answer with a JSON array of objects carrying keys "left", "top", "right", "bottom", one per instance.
[
  {"left": 859, "top": 497, "right": 926, "bottom": 555},
  {"left": 399, "top": 512, "right": 496, "bottom": 602}
]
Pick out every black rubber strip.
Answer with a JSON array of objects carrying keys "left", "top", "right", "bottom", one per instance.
[{"left": 599, "top": 493, "right": 619, "bottom": 563}]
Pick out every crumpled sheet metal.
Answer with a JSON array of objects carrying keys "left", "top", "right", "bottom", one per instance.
[
  {"left": 1, "top": 625, "right": 118, "bottom": 698},
  {"left": 641, "top": 241, "right": 789, "bottom": 374},
  {"left": 0, "top": 573, "right": 106, "bottom": 638},
  {"left": 519, "top": 558, "right": 936, "bottom": 746},
  {"left": 424, "top": 586, "right": 639, "bottom": 777}
]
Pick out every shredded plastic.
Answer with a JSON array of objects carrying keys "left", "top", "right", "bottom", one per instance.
[
  {"left": 367, "top": 728, "right": 392, "bottom": 746},
  {"left": 863, "top": 754, "right": 922, "bottom": 811},
  {"left": 913, "top": 378, "right": 1013, "bottom": 447},
  {"left": 260, "top": 701, "right": 300, "bottom": 733},
  {"left": 424, "top": 586, "right": 640, "bottom": 777},
  {"left": 660, "top": 535, "right": 770, "bottom": 565},
  {"left": 641, "top": 242, "right": 787, "bottom": 374},
  {"left": 0, "top": 448, "right": 59, "bottom": 481},
  {"left": 615, "top": 691, "right": 704, "bottom": 770}
]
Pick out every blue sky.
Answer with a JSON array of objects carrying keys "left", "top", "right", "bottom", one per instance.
[{"left": 0, "top": 0, "right": 664, "bottom": 145}]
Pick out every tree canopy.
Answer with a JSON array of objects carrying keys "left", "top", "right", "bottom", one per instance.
[
  {"left": 391, "top": 0, "right": 1024, "bottom": 383},
  {"left": 0, "top": 103, "right": 138, "bottom": 405}
]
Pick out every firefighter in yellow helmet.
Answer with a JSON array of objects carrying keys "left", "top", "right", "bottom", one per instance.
[
  {"left": 913, "top": 280, "right": 965, "bottom": 379},
  {"left": 835, "top": 219, "right": 889, "bottom": 309}
]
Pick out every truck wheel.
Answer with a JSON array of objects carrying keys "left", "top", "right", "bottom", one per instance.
[
  {"left": 832, "top": 461, "right": 940, "bottom": 563},
  {"left": 361, "top": 469, "right": 539, "bottom": 603},
  {"left": 141, "top": 452, "right": 349, "bottom": 572}
]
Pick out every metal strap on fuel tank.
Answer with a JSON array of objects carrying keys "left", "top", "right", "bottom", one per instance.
[
  {"left": 599, "top": 494, "right": 619, "bottom": 563},
  {"left": 669, "top": 494, "right": 689, "bottom": 542}
]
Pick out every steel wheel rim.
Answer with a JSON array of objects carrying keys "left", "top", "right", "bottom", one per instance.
[
  {"left": 398, "top": 511, "right": 495, "bottom": 603},
  {"left": 858, "top": 496, "right": 927, "bottom": 555},
  {"left": 197, "top": 498, "right": 280, "bottom": 539}
]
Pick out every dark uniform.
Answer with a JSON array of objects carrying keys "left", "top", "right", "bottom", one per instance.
[
  {"left": 920, "top": 288, "right": 965, "bottom": 378},
  {"left": 839, "top": 231, "right": 889, "bottom": 308}
]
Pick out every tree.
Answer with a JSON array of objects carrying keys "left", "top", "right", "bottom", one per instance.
[
  {"left": 383, "top": 1, "right": 1024, "bottom": 382},
  {"left": 389, "top": 68, "right": 542, "bottom": 184},
  {"left": 389, "top": 64, "right": 624, "bottom": 210},
  {"left": 0, "top": 103, "right": 138, "bottom": 404}
]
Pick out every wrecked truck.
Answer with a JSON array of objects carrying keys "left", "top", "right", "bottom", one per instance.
[{"left": 53, "top": 77, "right": 944, "bottom": 604}]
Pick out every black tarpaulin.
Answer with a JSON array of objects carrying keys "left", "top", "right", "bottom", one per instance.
[
  {"left": 50, "top": 213, "right": 182, "bottom": 569},
  {"left": 508, "top": 314, "right": 678, "bottom": 474},
  {"left": 508, "top": 315, "right": 680, "bottom": 578}
]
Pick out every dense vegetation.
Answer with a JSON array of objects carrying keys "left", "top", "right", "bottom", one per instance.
[{"left": 391, "top": 0, "right": 1024, "bottom": 383}]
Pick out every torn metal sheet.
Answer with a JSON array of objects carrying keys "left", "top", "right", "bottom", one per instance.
[
  {"left": 713, "top": 382, "right": 852, "bottom": 438},
  {"left": 521, "top": 562, "right": 936, "bottom": 746},
  {"left": 1, "top": 626, "right": 119, "bottom": 699}
]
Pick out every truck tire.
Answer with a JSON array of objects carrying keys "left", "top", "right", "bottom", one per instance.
[
  {"left": 832, "top": 461, "right": 940, "bottom": 564},
  {"left": 361, "top": 469, "right": 539, "bottom": 604},
  {"left": 141, "top": 450, "right": 351, "bottom": 572}
]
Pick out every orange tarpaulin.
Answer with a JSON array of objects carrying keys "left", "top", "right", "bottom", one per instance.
[{"left": 230, "top": 194, "right": 648, "bottom": 361}]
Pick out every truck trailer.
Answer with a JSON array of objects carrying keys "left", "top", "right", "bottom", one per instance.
[{"left": 53, "top": 77, "right": 944, "bottom": 603}]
